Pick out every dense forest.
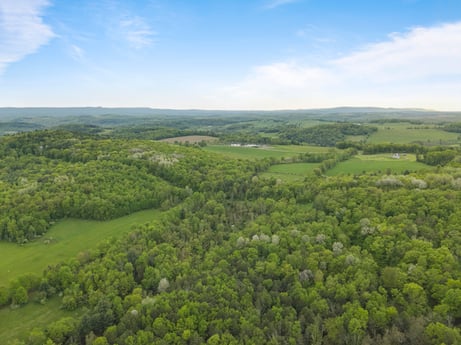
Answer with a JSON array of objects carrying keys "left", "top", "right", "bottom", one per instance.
[{"left": 2, "top": 125, "right": 461, "bottom": 345}]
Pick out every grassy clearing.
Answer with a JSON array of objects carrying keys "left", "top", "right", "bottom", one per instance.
[
  {"left": 326, "top": 154, "right": 432, "bottom": 176},
  {"left": 0, "top": 209, "right": 162, "bottom": 287},
  {"left": 261, "top": 163, "right": 320, "bottom": 182},
  {"left": 159, "top": 135, "right": 218, "bottom": 144},
  {"left": 1, "top": 297, "right": 82, "bottom": 344},
  {"left": 204, "top": 144, "right": 331, "bottom": 160},
  {"left": 367, "top": 123, "right": 460, "bottom": 144}
]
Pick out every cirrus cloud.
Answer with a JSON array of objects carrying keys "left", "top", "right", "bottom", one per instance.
[
  {"left": 119, "top": 15, "right": 156, "bottom": 49},
  {"left": 0, "top": 0, "right": 55, "bottom": 74},
  {"left": 265, "top": 0, "right": 302, "bottom": 9}
]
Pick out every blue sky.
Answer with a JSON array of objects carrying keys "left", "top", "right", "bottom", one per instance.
[{"left": 1, "top": 0, "right": 461, "bottom": 110}]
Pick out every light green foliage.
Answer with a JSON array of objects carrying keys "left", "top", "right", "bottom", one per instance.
[
  {"left": 425, "top": 322, "right": 461, "bottom": 345},
  {"left": 92, "top": 337, "right": 109, "bottom": 345},
  {"left": 45, "top": 317, "right": 77, "bottom": 345},
  {"left": 11, "top": 286, "right": 28, "bottom": 305}
]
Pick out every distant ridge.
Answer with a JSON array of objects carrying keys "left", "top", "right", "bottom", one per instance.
[
  {"left": 0, "top": 106, "right": 456, "bottom": 118},
  {"left": 1, "top": 107, "right": 460, "bottom": 134}
]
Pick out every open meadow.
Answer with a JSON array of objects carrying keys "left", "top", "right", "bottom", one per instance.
[
  {"left": 367, "top": 122, "right": 460, "bottom": 145},
  {"left": 326, "top": 153, "right": 433, "bottom": 175},
  {"left": 0, "top": 209, "right": 162, "bottom": 288},
  {"left": 258, "top": 153, "right": 433, "bottom": 180},
  {"left": 204, "top": 144, "right": 331, "bottom": 160},
  {"left": 1, "top": 297, "right": 82, "bottom": 344},
  {"left": 159, "top": 135, "right": 218, "bottom": 144},
  {"left": 261, "top": 162, "right": 321, "bottom": 182}
]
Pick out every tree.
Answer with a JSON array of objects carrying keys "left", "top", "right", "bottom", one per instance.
[
  {"left": 0, "top": 286, "right": 10, "bottom": 306},
  {"left": 11, "top": 286, "right": 28, "bottom": 305},
  {"left": 425, "top": 322, "right": 461, "bottom": 345},
  {"left": 403, "top": 282, "right": 427, "bottom": 316},
  {"left": 46, "top": 317, "right": 77, "bottom": 345},
  {"left": 158, "top": 278, "right": 170, "bottom": 293},
  {"left": 92, "top": 336, "right": 109, "bottom": 345}
]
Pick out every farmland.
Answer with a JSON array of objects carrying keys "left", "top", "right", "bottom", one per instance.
[
  {"left": 259, "top": 154, "right": 433, "bottom": 181},
  {"left": 367, "top": 122, "right": 460, "bottom": 145},
  {"left": 326, "top": 154, "right": 433, "bottom": 176},
  {"left": 261, "top": 162, "right": 321, "bottom": 182},
  {"left": 159, "top": 135, "right": 218, "bottom": 144},
  {"left": 204, "top": 144, "right": 331, "bottom": 160}
]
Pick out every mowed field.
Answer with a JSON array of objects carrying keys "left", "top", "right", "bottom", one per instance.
[
  {"left": 258, "top": 154, "right": 432, "bottom": 180},
  {"left": 0, "top": 208, "right": 162, "bottom": 287},
  {"left": 204, "top": 144, "right": 331, "bottom": 160},
  {"left": 160, "top": 135, "right": 218, "bottom": 144},
  {"left": 327, "top": 154, "right": 432, "bottom": 175},
  {"left": 261, "top": 163, "right": 321, "bottom": 182},
  {"left": 1, "top": 297, "right": 82, "bottom": 344},
  {"left": 367, "top": 123, "right": 460, "bottom": 144}
]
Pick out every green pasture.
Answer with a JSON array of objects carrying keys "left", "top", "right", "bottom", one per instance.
[
  {"left": 261, "top": 163, "right": 320, "bottom": 182},
  {"left": 367, "top": 123, "right": 460, "bottom": 144},
  {"left": 1, "top": 297, "right": 81, "bottom": 344},
  {"left": 326, "top": 154, "right": 432, "bottom": 176},
  {"left": 204, "top": 144, "right": 331, "bottom": 160},
  {"left": 0, "top": 209, "right": 161, "bottom": 287}
]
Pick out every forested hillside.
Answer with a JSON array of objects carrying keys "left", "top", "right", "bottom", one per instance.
[{"left": 2, "top": 129, "right": 461, "bottom": 345}]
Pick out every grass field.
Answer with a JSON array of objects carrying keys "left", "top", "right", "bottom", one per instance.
[
  {"left": 204, "top": 144, "right": 331, "bottom": 160},
  {"left": 0, "top": 209, "right": 162, "bottom": 287},
  {"left": 261, "top": 163, "right": 320, "bottom": 182},
  {"left": 367, "top": 123, "right": 460, "bottom": 144},
  {"left": 326, "top": 154, "right": 432, "bottom": 176},
  {"left": 159, "top": 135, "right": 218, "bottom": 143},
  {"left": 1, "top": 297, "right": 82, "bottom": 344}
]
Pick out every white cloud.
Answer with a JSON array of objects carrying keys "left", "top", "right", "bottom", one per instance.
[
  {"left": 221, "top": 21, "right": 461, "bottom": 110},
  {"left": 248, "top": 62, "right": 336, "bottom": 88},
  {"left": 265, "top": 0, "right": 300, "bottom": 9},
  {"left": 0, "top": 0, "right": 55, "bottom": 74},
  {"left": 334, "top": 22, "right": 461, "bottom": 83},
  {"left": 119, "top": 16, "right": 156, "bottom": 49},
  {"left": 69, "top": 44, "right": 84, "bottom": 62}
]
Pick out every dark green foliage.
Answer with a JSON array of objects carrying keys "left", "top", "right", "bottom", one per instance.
[
  {"left": 338, "top": 142, "right": 426, "bottom": 154},
  {"left": 442, "top": 122, "right": 461, "bottom": 133},
  {"left": 417, "top": 148, "right": 458, "bottom": 166},
  {"left": 0, "top": 122, "right": 45, "bottom": 135},
  {"left": 109, "top": 126, "right": 196, "bottom": 140}
]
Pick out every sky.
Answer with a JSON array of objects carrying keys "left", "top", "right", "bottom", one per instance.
[{"left": 1, "top": 0, "right": 461, "bottom": 110}]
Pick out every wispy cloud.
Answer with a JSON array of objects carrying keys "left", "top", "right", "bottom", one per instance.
[
  {"left": 221, "top": 21, "right": 461, "bottom": 110},
  {"left": 69, "top": 44, "right": 85, "bottom": 62},
  {"left": 265, "top": 0, "right": 301, "bottom": 9},
  {"left": 119, "top": 15, "right": 156, "bottom": 49},
  {"left": 0, "top": 0, "right": 55, "bottom": 74}
]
